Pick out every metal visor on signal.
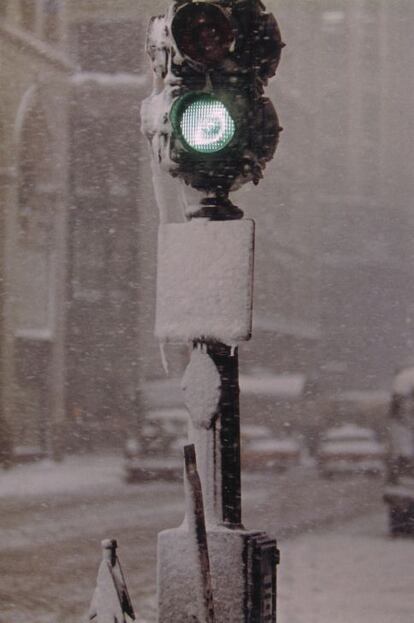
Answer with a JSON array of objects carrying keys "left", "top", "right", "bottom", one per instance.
[{"left": 171, "top": 93, "right": 236, "bottom": 155}]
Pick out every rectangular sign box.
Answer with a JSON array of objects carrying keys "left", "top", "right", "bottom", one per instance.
[{"left": 155, "top": 219, "right": 255, "bottom": 343}]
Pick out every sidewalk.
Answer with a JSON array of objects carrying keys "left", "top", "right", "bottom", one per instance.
[
  {"left": 128, "top": 510, "right": 414, "bottom": 623},
  {"left": 0, "top": 453, "right": 124, "bottom": 498}
]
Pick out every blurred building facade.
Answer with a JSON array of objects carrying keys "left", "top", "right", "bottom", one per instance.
[
  {"left": 1, "top": 0, "right": 414, "bottom": 458},
  {"left": 0, "top": 1, "right": 73, "bottom": 459},
  {"left": 249, "top": 0, "right": 414, "bottom": 393},
  {"left": 64, "top": 1, "right": 148, "bottom": 450},
  {"left": 0, "top": 1, "right": 165, "bottom": 457}
]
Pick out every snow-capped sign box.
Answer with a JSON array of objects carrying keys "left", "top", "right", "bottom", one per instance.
[{"left": 155, "top": 220, "right": 255, "bottom": 343}]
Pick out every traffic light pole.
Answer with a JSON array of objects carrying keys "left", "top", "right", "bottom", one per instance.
[
  {"left": 155, "top": 203, "right": 279, "bottom": 623},
  {"left": 142, "top": 2, "right": 284, "bottom": 620},
  {"left": 204, "top": 340, "right": 242, "bottom": 528},
  {"left": 190, "top": 201, "right": 243, "bottom": 529}
]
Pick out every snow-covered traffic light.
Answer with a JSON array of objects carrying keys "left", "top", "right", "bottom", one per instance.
[
  {"left": 141, "top": 0, "right": 284, "bottom": 203},
  {"left": 143, "top": 5, "right": 284, "bottom": 620}
]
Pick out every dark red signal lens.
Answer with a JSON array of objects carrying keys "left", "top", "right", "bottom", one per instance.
[{"left": 172, "top": 2, "right": 234, "bottom": 66}]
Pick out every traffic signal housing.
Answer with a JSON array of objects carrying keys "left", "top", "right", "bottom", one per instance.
[{"left": 141, "top": 0, "right": 284, "bottom": 200}]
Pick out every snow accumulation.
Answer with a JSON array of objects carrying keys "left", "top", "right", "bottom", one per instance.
[
  {"left": 320, "top": 424, "right": 385, "bottom": 456},
  {"left": 0, "top": 454, "right": 123, "bottom": 498},
  {"left": 155, "top": 220, "right": 254, "bottom": 343},
  {"left": 239, "top": 372, "right": 306, "bottom": 398},
  {"left": 393, "top": 366, "right": 414, "bottom": 396},
  {"left": 278, "top": 512, "right": 414, "bottom": 623},
  {"left": 320, "top": 440, "right": 384, "bottom": 456},
  {"left": 141, "top": 512, "right": 414, "bottom": 623},
  {"left": 181, "top": 347, "right": 221, "bottom": 429},
  {"left": 157, "top": 526, "right": 259, "bottom": 623},
  {"left": 322, "top": 423, "right": 377, "bottom": 441}
]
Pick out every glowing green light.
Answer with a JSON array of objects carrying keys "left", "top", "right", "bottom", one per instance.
[{"left": 178, "top": 96, "right": 235, "bottom": 153}]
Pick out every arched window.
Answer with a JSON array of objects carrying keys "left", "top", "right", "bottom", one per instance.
[
  {"left": 16, "top": 101, "right": 58, "bottom": 333},
  {"left": 18, "top": 104, "right": 55, "bottom": 245}
]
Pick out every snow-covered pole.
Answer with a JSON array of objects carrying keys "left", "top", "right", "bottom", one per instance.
[
  {"left": 205, "top": 342, "right": 242, "bottom": 528},
  {"left": 158, "top": 216, "right": 254, "bottom": 530},
  {"left": 184, "top": 444, "right": 216, "bottom": 623},
  {"left": 141, "top": 1, "right": 283, "bottom": 620}
]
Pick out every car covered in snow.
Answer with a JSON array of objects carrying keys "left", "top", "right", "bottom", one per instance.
[
  {"left": 241, "top": 424, "right": 301, "bottom": 472},
  {"left": 317, "top": 423, "right": 386, "bottom": 478},
  {"left": 124, "top": 379, "right": 188, "bottom": 482},
  {"left": 383, "top": 366, "right": 414, "bottom": 536}
]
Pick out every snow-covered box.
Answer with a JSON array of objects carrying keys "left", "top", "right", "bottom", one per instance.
[{"left": 155, "top": 219, "right": 255, "bottom": 343}]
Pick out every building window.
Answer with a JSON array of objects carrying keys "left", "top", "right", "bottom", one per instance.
[
  {"left": 43, "top": 0, "right": 61, "bottom": 43},
  {"left": 20, "top": 0, "right": 36, "bottom": 32}
]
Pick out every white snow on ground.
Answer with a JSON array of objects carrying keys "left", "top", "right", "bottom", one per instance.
[
  {"left": 278, "top": 512, "right": 414, "bottom": 623},
  {"left": 0, "top": 454, "right": 123, "bottom": 498},
  {"left": 1, "top": 459, "right": 413, "bottom": 622},
  {"left": 133, "top": 510, "right": 414, "bottom": 623}
]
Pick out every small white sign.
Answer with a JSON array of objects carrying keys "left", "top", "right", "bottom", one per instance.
[{"left": 155, "top": 219, "right": 255, "bottom": 343}]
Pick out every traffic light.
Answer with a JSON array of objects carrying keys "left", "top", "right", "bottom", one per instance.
[{"left": 141, "top": 0, "right": 284, "bottom": 202}]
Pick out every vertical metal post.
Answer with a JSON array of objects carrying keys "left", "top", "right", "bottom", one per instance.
[
  {"left": 184, "top": 444, "right": 216, "bottom": 623},
  {"left": 206, "top": 342, "right": 242, "bottom": 528}
]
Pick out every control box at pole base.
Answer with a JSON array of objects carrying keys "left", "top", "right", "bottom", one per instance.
[
  {"left": 157, "top": 527, "right": 279, "bottom": 623},
  {"left": 247, "top": 534, "right": 279, "bottom": 622}
]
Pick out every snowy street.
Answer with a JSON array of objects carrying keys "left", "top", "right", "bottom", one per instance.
[
  {"left": 1, "top": 455, "right": 411, "bottom": 622},
  {"left": 2, "top": 1, "right": 414, "bottom": 622},
  {"left": 279, "top": 512, "right": 414, "bottom": 623}
]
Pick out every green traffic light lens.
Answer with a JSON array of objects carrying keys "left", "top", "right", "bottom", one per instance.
[{"left": 175, "top": 95, "right": 236, "bottom": 154}]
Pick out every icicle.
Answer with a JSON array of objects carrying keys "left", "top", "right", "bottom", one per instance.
[
  {"left": 151, "top": 158, "right": 168, "bottom": 224},
  {"left": 159, "top": 340, "right": 169, "bottom": 375}
]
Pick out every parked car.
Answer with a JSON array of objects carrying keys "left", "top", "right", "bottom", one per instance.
[
  {"left": 317, "top": 423, "right": 386, "bottom": 478},
  {"left": 383, "top": 367, "right": 414, "bottom": 536},
  {"left": 241, "top": 424, "right": 301, "bottom": 472},
  {"left": 124, "top": 379, "right": 188, "bottom": 482}
]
